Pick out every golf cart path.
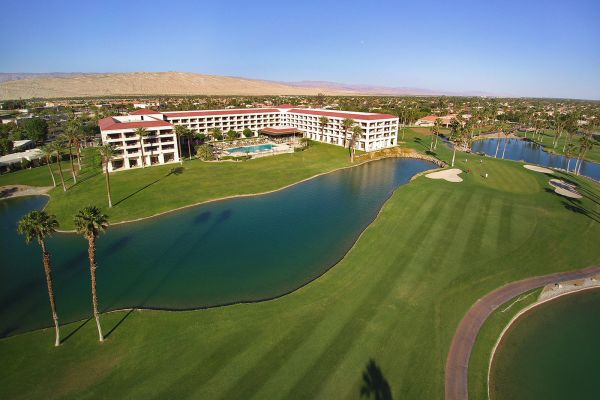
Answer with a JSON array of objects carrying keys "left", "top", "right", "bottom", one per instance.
[{"left": 445, "top": 263, "right": 600, "bottom": 400}]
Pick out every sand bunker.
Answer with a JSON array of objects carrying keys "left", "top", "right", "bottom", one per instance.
[
  {"left": 524, "top": 164, "right": 553, "bottom": 174},
  {"left": 426, "top": 168, "right": 463, "bottom": 183},
  {"left": 548, "top": 179, "right": 582, "bottom": 199}
]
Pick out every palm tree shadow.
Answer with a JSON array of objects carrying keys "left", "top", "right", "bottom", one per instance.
[
  {"left": 61, "top": 317, "right": 92, "bottom": 344},
  {"left": 360, "top": 359, "right": 393, "bottom": 400},
  {"left": 113, "top": 177, "right": 164, "bottom": 207},
  {"left": 104, "top": 309, "right": 134, "bottom": 339}
]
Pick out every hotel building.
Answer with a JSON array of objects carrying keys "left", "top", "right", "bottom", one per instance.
[{"left": 99, "top": 106, "right": 398, "bottom": 171}]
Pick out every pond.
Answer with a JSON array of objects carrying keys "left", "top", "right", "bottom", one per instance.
[
  {"left": 490, "top": 288, "right": 600, "bottom": 400},
  {"left": 471, "top": 139, "right": 600, "bottom": 181},
  {"left": 0, "top": 158, "right": 434, "bottom": 337}
]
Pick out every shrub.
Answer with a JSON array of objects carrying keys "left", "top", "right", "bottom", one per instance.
[
  {"left": 243, "top": 128, "right": 254, "bottom": 138},
  {"left": 226, "top": 130, "right": 238, "bottom": 141},
  {"left": 195, "top": 144, "right": 215, "bottom": 161}
]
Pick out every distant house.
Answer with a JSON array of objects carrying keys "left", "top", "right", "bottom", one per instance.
[
  {"left": 0, "top": 148, "right": 43, "bottom": 173},
  {"left": 414, "top": 115, "right": 456, "bottom": 127},
  {"left": 12, "top": 139, "right": 35, "bottom": 151}
]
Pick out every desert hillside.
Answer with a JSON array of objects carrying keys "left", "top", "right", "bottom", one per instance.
[{"left": 0, "top": 72, "right": 355, "bottom": 100}]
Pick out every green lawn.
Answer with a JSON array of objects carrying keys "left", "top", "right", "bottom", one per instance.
[{"left": 2, "top": 139, "right": 600, "bottom": 399}]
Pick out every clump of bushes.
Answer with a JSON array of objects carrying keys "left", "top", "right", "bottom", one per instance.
[{"left": 195, "top": 144, "right": 215, "bottom": 161}]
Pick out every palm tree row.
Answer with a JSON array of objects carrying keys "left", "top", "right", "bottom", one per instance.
[{"left": 18, "top": 206, "right": 109, "bottom": 346}]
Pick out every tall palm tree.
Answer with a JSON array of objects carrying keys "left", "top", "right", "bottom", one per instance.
[
  {"left": 183, "top": 128, "right": 194, "bottom": 160},
  {"left": 135, "top": 127, "right": 148, "bottom": 168},
  {"left": 501, "top": 124, "right": 511, "bottom": 159},
  {"left": 65, "top": 117, "right": 83, "bottom": 171},
  {"left": 342, "top": 118, "right": 354, "bottom": 148},
  {"left": 17, "top": 211, "right": 61, "bottom": 347},
  {"left": 318, "top": 116, "right": 329, "bottom": 143},
  {"left": 40, "top": 144, "right": 56, "bottom": 188},
  {"left": 74, "top": 206, "right": 109, "bottom": 342},
  {"left": 60, "top": 132, "right": 77, "bottom": 184},
  {"left": 575, "top": 133, "right": 594, "bottom": 175},
  {"left": 449, "top": 118, "right": 463, "bottom": 167},
  {"left": 50, "top": 141, "right": 67, "bottom": 191},
  {"left": 493, "top": 122, "right": 504, "bottom": 158},
  {"left": 432, "top": 118, "right": 442, "bottom": 150},
  {"left": 350, "top": 125, "right": 362, "bottom": 163},
  {"left": 98, "top": 145, "right": 116, "bottom": 208},
  {"left": 174, "top": 125, "right": 186, "bottom": 165}
]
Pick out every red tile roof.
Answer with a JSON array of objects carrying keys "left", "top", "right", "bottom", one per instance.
[
  {"left": 99, "top": 117, "right": 172, "bottom": 131},
  {"left": 163, "top": 108, "right": 280, "bottom": 118},
  {"left": 130, "top": 109, "right": 161, "bottom": 115},
  {"left": 289, "top": 109, "right": 397, "bottom": 120}
]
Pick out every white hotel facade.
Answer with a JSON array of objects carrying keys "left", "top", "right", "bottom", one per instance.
[{"left": 99, "top": 106, "right": 398, "bottom": 171}]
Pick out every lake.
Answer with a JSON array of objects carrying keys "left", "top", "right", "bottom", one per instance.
[{"left": 0, "top": 158, "right": 434, "bottom": 337}]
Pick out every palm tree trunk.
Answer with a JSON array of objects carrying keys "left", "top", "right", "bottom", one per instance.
[
  {"left": 87, "top": 236, "right": 103, "bottom": 342},
  {"left": 39, "top": 240, "right": 60, "bottom": 347},
  {"left": 76, "top": 143, "right": 82, "bottom": 170},
  {"left": 451, "top": 148, "right": 456, "bottom": 167},
  {"left": 139, "top": 138, "right": 146, "bottom": 168},
  {"left": 494, "top": 136, "right": 501, "bottom": 158},
  {"left": 104, "top": 162, "right": 112, "bottom": 208},
  {"left": 68, "top": 146, "right": 77, "bottom": 183},
  {"left": 56, "top": 156, "right": 67, "bottom": 192},
  {"left": 502, "top": 138, "right": 508, "bottom": 159},
  {"left": 434, "top": 134, "right": 438, "bottom": 150},
  {"left": 177, "top": 134, "right": 183, "bottom": 165},
  {"left": 187, "top": 137, "right": 192, "bottom": 160},
  {"left": 46, "top": 155, "right": 56, "bottom": 187},
  {"left": 566, "top": 158, "right": 571, "bottom": 173}
]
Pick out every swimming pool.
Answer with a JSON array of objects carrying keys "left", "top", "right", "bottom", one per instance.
[{"left": 227, "top": 144, "right": 275, "bottom": 154}]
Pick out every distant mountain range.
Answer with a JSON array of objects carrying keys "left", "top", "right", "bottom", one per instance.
[{"left": 0, "top": 72, "right": 498, "bottom": 100}]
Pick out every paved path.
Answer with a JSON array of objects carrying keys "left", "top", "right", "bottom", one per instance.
[{"left": 445, "top": 264, "right": 600, "bottom": 400}]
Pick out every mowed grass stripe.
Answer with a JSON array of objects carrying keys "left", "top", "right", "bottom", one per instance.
[
  {"left": 280, "top": 190, "right": 459, "bottom": 399},
  {"left": 245, "top": 194, "right": 441, "bottom": 398},
  {"left": 313, "top": 190, "right": 471, "bottom": 399}
]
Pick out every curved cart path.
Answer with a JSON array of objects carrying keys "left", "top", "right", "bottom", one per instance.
[{"left": 445, "top": 264, "right": 600, "bottom": 400}]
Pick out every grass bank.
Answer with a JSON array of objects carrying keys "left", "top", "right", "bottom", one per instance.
[{"left": 2, "top": 136, "right": 600, "bottom": 399}]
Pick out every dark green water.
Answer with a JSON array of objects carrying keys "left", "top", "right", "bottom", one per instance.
[
  {"left": 491, "top": 288, "right": 600, "bottom": 400},
  {"left": 0, "top": 158, "right": 433, "bottom": 337}
]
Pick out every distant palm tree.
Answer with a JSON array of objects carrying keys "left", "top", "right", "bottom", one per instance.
[
  {"left": 351, "top": 125, "right": 362, "bottom": 163},
  {"left": 183, "top": 128, "right": 195, "bottom": 160},
  {"left": 493, "top": 122, "right": 504, "bottom": 158},
  {"left": 432, "top": 118, "right": 442, "bottom": 150},
  {"left": 60, "top": 132, "right": 78, "bottom": 184},
  {"left": 449, "top": 118, "right": 463, "bottom": 167},
  {"left": 319, "top": 116, "right": 329, "bottom": 144},
  {"left": 501, "top": 124, "right": 511, "bottom": 159},
  {"left": 565, "top": 142, "right": 575, "bottom": 173},
  {"left": 174, "top": 125, "right": 186, "bottom": 165},
  {"left": 575, "top": 133, "right": 594, "bottom": 175},
  {"left": 50, "top": 141, "right": 67, "bottom": 191},
  {"left": 342, "top": 118, "right": 355, "bottom": 148},
  {"left": 17, "top": 211, "right": 61, "bottom": 347},
  {"left": 135, "top": 127, "right": 148, "bottom": 168},
  {"left": 40, "top": 145, "right": 56, "bottom": 187},
  {"left": 74, "top": 206, "right": 109, "bottom": 342},
  {"left": 98, "top": 145, "right": 116, "bottom": 208},
  {"left": 65, "top": 117, "right": 84, "bottom": 170}
]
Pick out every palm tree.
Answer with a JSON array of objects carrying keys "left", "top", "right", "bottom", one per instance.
[
  {"left": 174, "top": 125, "right": 186, "bottom": 165},
  {"left": 98, "top": 145, "right": 116, "bottom": 208},
  {"left": 209, "top": 127, "right": 223, "bottom": 142},
  {"left": 40, "top": 145, "right": 56, "bottom": 187},
  {"left": 449, "top": 118, "right": 463, "bottom": 167},
  {"left": 183, "top": 128, "right": 194, "bottom": 160},
  {"left": 65, "top": 117, "right": 83, "bottom": 171},
  {"left": 342, "top": 118, "right": 354, "bottom": 148},
  {"left": 50, "top": 141, "right": 67, "bottom": 191},
  {"left": 350, "top": 125, "right": 362, "bottom": 163},
  {"left": 74, "top": 206, "right": 109, "bottom": 342},
  {"left": 565, "top": 142, "right": 575, "bottom": 173},
  {"left": 575, "top": 133, "right": 594, "bottom": 175},
  {"left": 60, "top": 132, "right": 77, "bottom": 184},
  {"left": 501, "top": 124, "right": 511, "bottom": 159},
  {"left": 318, "top": 116, "right": 329, "bottom": 143},
  {"left": 432, "top": 118, "right": 442, "bottom": 150},
  {"left": 135, "top": 127, "right": 148, "bottom": 168},
  {"left": 493, "top": 122, "right": 504, "bottom": 158},
  {"left": 17, "top": 211, "right": 61, "bottom": 347}
]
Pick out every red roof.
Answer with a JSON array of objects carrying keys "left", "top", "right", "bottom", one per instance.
[
  {"left": 163, "top": 108, "right": 280, "bottom": 118},
  {"left": 419, "top": 115, "right": 439, "bottom": 122},
  {"left": 130, "top": 109, "right": 161, "bottom": 115},
  {"left": 98, "top": 117, "right": 172, "bottom": 131},
  {"left": 289, "top": 109, "right": 397, "bottom": 120}
]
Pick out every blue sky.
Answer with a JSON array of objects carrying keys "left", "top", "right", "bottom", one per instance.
[{"left": 1, "top": 0, "right": 599, "bottom": 99}]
